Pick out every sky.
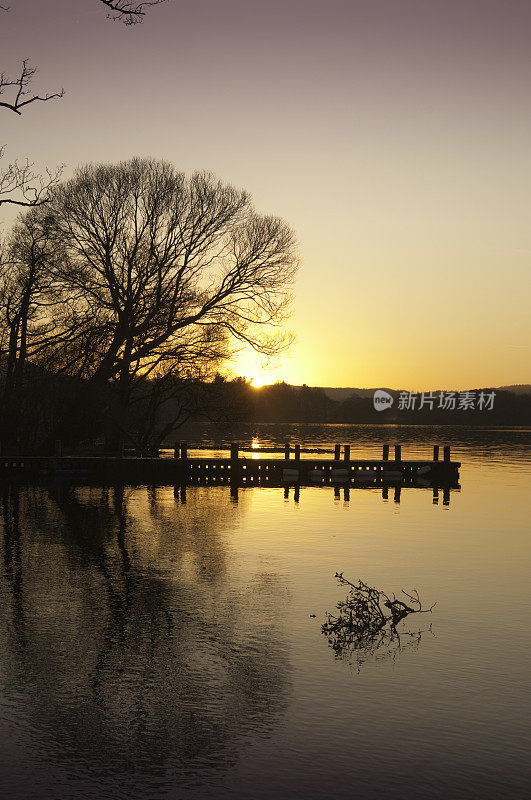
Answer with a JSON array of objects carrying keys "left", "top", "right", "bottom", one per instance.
[{"left": 1, "top": 0, "right": 530, "bottom": 390}]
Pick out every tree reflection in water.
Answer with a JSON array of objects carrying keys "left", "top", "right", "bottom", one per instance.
[{"left": 0, "top": 485, "right": 291, "bottom": 796}]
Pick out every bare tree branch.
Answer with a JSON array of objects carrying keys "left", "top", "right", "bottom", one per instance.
[
  {"left": 0, "top": 58, "right": 63, "bottom": 207},
  {"left": 0, "top": 59, "right": 64, "bottom": 115},
  {"left": 0, "top": 1, "right": 168, "bottom": 21},
  {"left": 0, "top": 149, "right": 63, "bottom": 208},
  {"left": 99, "top": 0, "right": 168, "bottom": 24}
]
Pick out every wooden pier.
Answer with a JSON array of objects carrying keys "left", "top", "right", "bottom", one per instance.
[
  {"left": 0, "top": 442, "right": 460, "bottom": 489},
  {"left": 180, "top": 443, "right": 460, "bottom": 487}
]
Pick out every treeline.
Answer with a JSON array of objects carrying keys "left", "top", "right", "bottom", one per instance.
[
  {"left": 205, "top": 379, "right": 531, "bottom": 428},
  {"left": 1, "top": 370, "right": 529, "bottom": 454}
]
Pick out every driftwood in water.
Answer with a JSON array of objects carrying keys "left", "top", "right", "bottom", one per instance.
[{"left": 322, "top": 573, "right": 435, "bottom": 665}]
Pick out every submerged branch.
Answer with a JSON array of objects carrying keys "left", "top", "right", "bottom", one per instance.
[{"left": 322, "top": 573, "right": 435, "bottom": 668}]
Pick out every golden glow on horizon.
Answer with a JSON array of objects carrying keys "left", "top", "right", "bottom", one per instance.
[
  {"left": 1, "top": 2, "right": 531, "bottom": 390},
  {"left": 229, "top": 351, "right": 287, "bottom": 388}
]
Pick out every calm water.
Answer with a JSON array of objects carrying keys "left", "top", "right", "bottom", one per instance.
[{"left": 1, "top": 425, "right": 530, "bottom": 799}]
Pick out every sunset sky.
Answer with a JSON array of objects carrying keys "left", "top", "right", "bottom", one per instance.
[{"left": 1, "top": 0, "right": 530, "bottom": 390}]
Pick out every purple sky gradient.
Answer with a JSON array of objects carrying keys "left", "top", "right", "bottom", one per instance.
[{"left": 1, "top": 0, "right": 530, "bottom": 388}]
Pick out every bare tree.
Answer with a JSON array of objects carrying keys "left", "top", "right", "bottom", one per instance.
[
  {"left": 126, "top": 370, "right": 206, "bottom": 454},
  {"left": 0, "top": 210, "right": 63, "bottom": 445},
  {"left": 8, "top": 158, "right": 297, "bottom": 449}
]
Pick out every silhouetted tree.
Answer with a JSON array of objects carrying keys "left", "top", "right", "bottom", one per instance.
[
  {"left": 4, "top": 158, "right": 296, "bottom": 449},
  {"left": 0, "top": 211, "right": 57, "bottom": 397},
  {"left": 0, "top": 211, "right": 62, "bottom": 445}
]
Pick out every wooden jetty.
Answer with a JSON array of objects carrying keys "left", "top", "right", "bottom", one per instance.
[
  {"left": 180, "top": 443, "right": 459, "bottom": 487},
  {"left": 0, "top": 442, "right": 460, "bottom": 489}
]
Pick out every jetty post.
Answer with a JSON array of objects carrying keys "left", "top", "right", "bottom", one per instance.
[
  {"left": 443, "top": 445, "right": 451, "bottom": 462},
  {"left": 230, "top": 442, "right": 240, "bottom": 485},
  {"left": 344, "top": 445, "right": 350, "bottom": 461},
  {"left": 334, "top": 444, "right": 340, "bottom": 460},
  {"left": 394, "top": 444, "right": 402, "bottom": 462},
  {"left": 383, "top": 444, "right": 389, "bottom": 461}
]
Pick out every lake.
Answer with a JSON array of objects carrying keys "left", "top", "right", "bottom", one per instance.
[{"left": 0, "top": 425, "right": 530, "bottom": 799}]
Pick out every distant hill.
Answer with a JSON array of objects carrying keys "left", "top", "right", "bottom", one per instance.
[
  {"left": 317, "top": 387, "right": 399, "bottom": 402},
  {"left": 301, "top": 385, "right": 531, "bottom": 400},
  {"left": 251, "top": 383, "right": 531, "bottom": 425},
  {"left": 499, "top": 385, "right": 531, "bottom": 395},
  {"left": 263, "top": 385, "right": 375, "bottom": 401}
]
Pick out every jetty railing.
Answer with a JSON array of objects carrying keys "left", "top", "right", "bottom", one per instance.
[{"left": 167, "top": 442, "right": 459, "bottom": 482}]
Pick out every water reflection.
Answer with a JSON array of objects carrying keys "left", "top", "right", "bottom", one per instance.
[
  {"left": 0, "top": 486, "right": 292, "bottom": 796},
  {"left": 278, "top": 482, "right": 455, "bottom": 506},
  {"left": 1, "top": 425, "right": 530, "bottom": 800},
  {"left": 183, "top": 421, "right": 531, "bottom": 466}
]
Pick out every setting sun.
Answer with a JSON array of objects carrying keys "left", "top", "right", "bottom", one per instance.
[
  {"left": 250, "top": 377, "right": 268, "bottom": 389},
  {"left": 229, "top": 350, "right": 287, "bottom": 389}
]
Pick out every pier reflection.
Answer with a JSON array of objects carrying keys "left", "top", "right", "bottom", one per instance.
[
  {"left": 0, "top": 486, "right": 292, "bottom": 795},
  {"left": 217, "top": 481, "right": 459, "bottom": 506}
]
